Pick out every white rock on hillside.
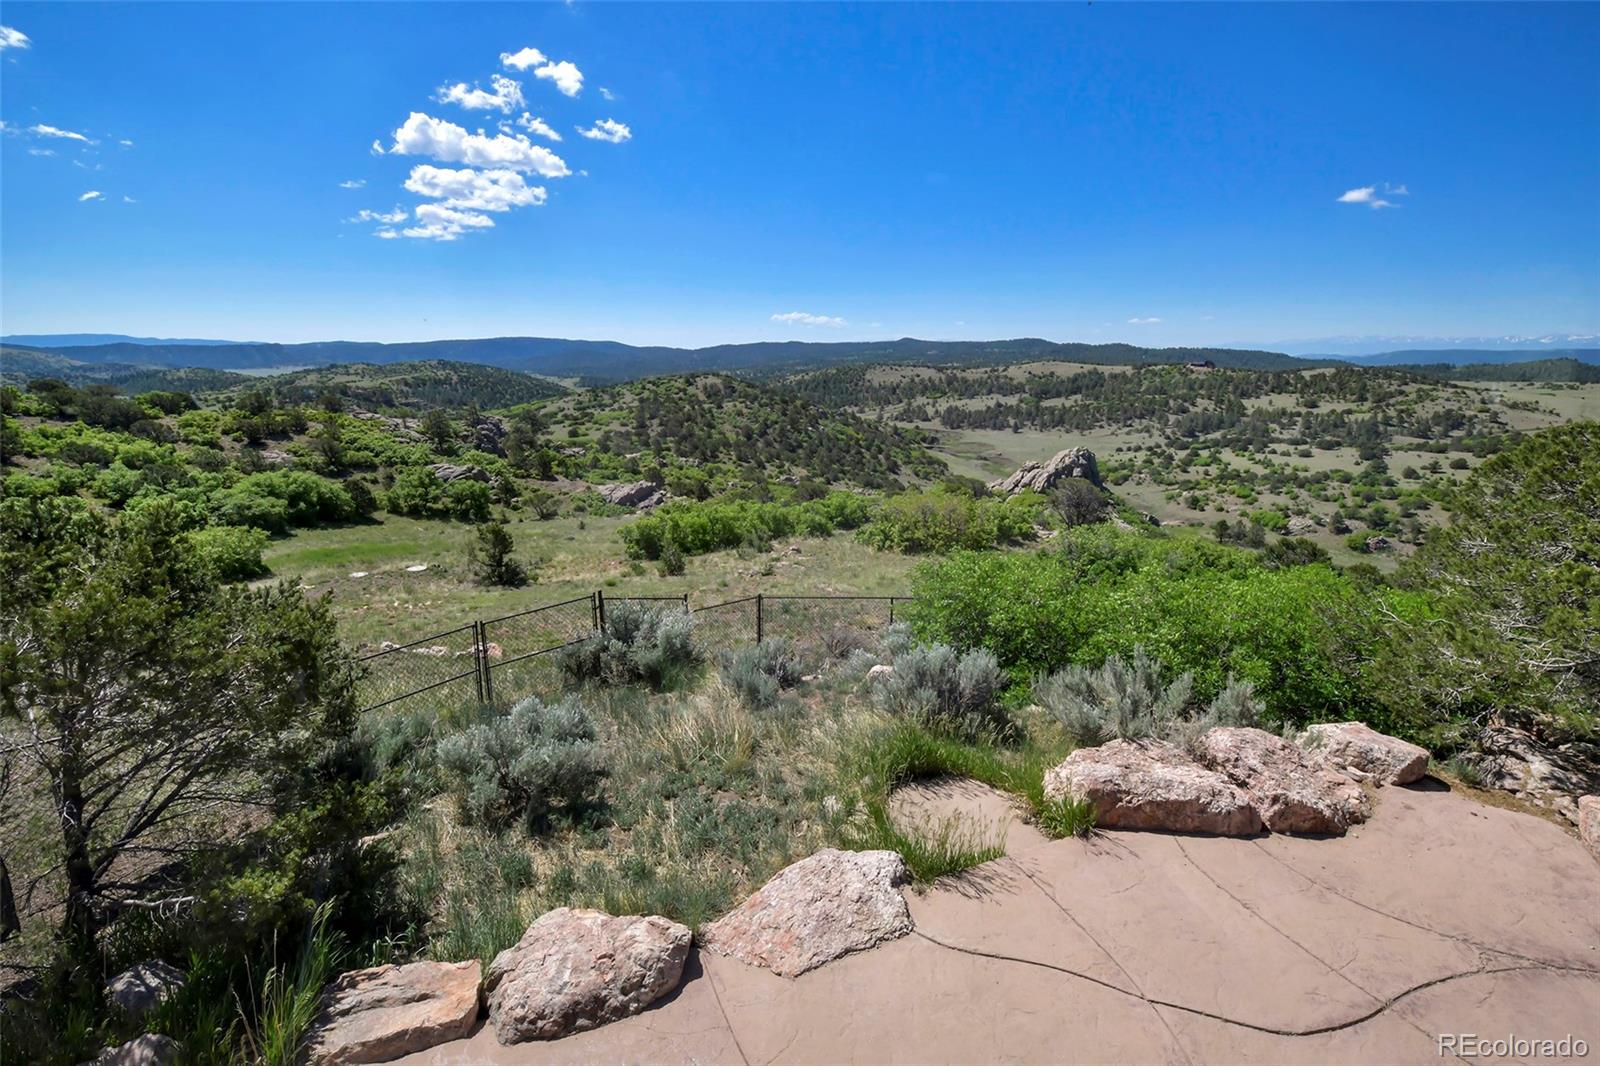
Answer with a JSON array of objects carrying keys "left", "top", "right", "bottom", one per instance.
[
  {"left": 1200, "top": 727, "right": 1371, "bottom": 835},
  {"left": 699, "top": 849, "right": 912, "bottom": 977},
  {"left": 1304, "top": 721, "right": 1430, "bottom": 785},
  {"left": 1043, "top": 739, "right": 1262, "bottom": 836},
  {"left": 988, "top": 447, "right": 1100, "bottom": 495},
  {"left": 302, "top": 959, "right": 481, "bottom": 1065},
  {"left": 106, "top": 960, "right": 185, "bottom": 1018},
  {"left": 80, "top": 1035, "right": 180, "bottom": 1066},
  {"left": 486, "top": 908, "right": 691, "bottom": 1044}
]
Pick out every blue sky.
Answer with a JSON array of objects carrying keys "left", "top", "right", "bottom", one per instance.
[{"left": 1, "top": 2, "right": 1596, "bottom": 347}]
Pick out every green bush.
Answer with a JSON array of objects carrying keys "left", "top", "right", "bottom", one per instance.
[
  {"left": 621, "top": 492, "right": 872, "bottom": 560},
  {"left": 857, "top": 490, "right": 1045, "bottom": 554},
  {"left": 210, "top": 471, "right": 357, "bottom": 532},
  {"left": 905, "top": 526, "right": 1376, "bottom": 723},
  {"left": 435, "top": 696, "right": 607, "bottom": 833},
  {"left": 560, "top": 601, "right": 702, "bottom": 690},
  {"left": 718, "top": 639, "right": 805, "bottom": 710},
  {"left": 187, "top": 524, "right": 270, "bottom": 581},
  {"left": 868, "top": 642, "right": 1006, "bottom": 738}
]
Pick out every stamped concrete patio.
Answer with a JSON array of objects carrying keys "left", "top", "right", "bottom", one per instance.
[{"left": 401, "top": 778, "right": 1600, "bottom": 1065}]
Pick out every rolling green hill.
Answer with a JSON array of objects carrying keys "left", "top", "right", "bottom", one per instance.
[{"left": 252, "top": 360, "right": 568, "bottom": 411}]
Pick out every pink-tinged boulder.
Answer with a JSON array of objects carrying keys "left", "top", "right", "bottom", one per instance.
[
  {"left": 1042, "top": 740, "right": 1262, "bottom": 836},
  {"left": 485, "top": 908, "right": 691, "bottom": 1044},
  {"left": 1199, "top": 727, "right": 1372, "bottom": 836},
  {"left": 302, "top": 960, "right": 481, "bottom": 1065},
  {"left": 1580, "top": 796, "right": 1600, "bottom": 862},
  {"left": 1304, "top": 721, "right": 1430, "bottom": 785},
  {"left": 699, "top": 849, "right": 912, "bottom": 977}
]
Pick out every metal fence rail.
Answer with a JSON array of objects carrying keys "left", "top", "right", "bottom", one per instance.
[{"left": 356, "top": 590, "right": 910, "bottom": 715}]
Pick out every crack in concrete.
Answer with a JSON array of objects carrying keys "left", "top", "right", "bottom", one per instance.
[
  {"left": 1009, "top": 861, "right": 1195, "bottom": 1066},
  {"left": 1248, "top": 838, "right": 1594, "bottom": 972},
  {"left": 699, "top": 957, "right": 752, "bottom": 1066},
  {"left": 912, "top": 928, "right": 1600, "bottom": 1040}
]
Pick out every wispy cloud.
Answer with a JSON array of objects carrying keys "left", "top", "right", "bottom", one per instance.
[
  {"left": 1337, "top": 182, "right": 1409, "bottom": 210},
  {"left": 1127, "top": 316, "right": 1162, "bottom": 325},
  {"left": 339, "top": 179, "right": 366, "bottom": 189},
  {"left": 78, "top": 190, "right": 103, "bottom": 202},
  {"left": 599, "top": 87, "right": 617, "bottom": 101},
  {"left": 772, "top": 311, "right": 847, "bottom": 328},
  {"left": 27, "top": 147, "right": 54, "bottom": 157},
  {"left": 350, "top": 206, "right": 408, "bottom": 224},
  {"left": 515, "top": 113, "right": 562, "bottom": 142},
  {"left": 0, "top": 25, "right": 29, "bottom": 50},
  {"left": 437, "top": 73, "right": 525, "bottom": 114},
  {"left": 31, "top": 123, "right": 93, "bottom": 143},
  {"left": 577, "top": 118, "right": 631, "bottom": 144}
]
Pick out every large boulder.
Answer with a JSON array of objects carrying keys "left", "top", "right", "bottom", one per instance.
[
  {"left": 429, "top": 463, "right": 490, "bottom": 483},
  {"left": 80, "top": 1035, "right": 180, "bottom": 1066},
  {"left": 596, "top": 481, "right": 666, "bottom": 509},
  {"left": 699, "top": 849, "right": 912, "bottom": 977},
  {"left": 1304, "top": 722, "right": 1430, "bottom": 785},
  {"left": 1199, "top": 727, "right": 1372, "bottom": 836},
  {"left": 1477, "top": 723, "right": 1600, "bottom": 827},
  {"left": 302, "top": 959, "right": 481, "bottom": 1065},
  {"left": 988, "top": 447, "right": 1100, "bottom": 495},
  {"left": 485, "top": 908, "right": 691, "bottom": 1044},
  {"left": 106, "top": 961, "right": 185, "bottom": 1018},
  {"left": 1043, "top": 740, "right": 1262, "bottom": 836},
  {"left": 1579, "top": 795, "right": 1600, "bottom": 862}
]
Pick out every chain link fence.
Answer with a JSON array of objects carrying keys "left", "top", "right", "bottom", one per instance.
[{"left": 356, "top": 590, "right": 910, "bottom": 715}]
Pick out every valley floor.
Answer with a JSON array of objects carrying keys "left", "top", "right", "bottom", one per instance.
[{"left": 401, "top": 779, "right": 1600, "bottom": 1066}]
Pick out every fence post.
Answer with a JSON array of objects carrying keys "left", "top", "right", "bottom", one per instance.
[
  {"left": 889, "top": 597, "right": 896, "bottom": 625},
  {"left": 755, "top": 593, "right": 763, "bottom": 645},
  {"left": 594, "top": 589, "right": 606, "bottom": 633},
  {"left": 682, "top": 592, "right": 690, "bottom": 614},
  {"left": 482, "top": 620, "right": 496, "bottom": 705},
  {"left": 472, "top": 620, "right": 486, "bottom": 704}
]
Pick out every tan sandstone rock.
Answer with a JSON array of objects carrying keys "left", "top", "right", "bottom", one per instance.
[
  {"left": 1200, "top": 727, "right": 1372, "bottom": 835},
  {"left": 485, "top": 908, "right": 690, "bottom": 1044},
  {"left": 1580, "top": 795, "right": 1600, "bottom": 861},
  {"left": 303, "top": 959, "right": 481, "bottom": 1065},
  {"left": 1304, "top": 721, "right": 1430, "bottom": 785},
  {"left": 1042, "top": 739, "right": 1262, "bottom": 836},
  {"left": 699, "top": 849, "right": 912, "bottom": 977}
]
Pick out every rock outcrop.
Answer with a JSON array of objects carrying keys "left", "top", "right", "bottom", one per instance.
[
  {"left": 596, "top": 481, "right": 667, "bottom": 509},
  {"left": 485, "top": 908, "right": 690, "bottom": 1044},
  {"left": 1200, "top": 727, "right": 1371, "bottom": 835},
  {"left": 106, "top": 961, "right": 185, "bottom": 1018},
  {"left": 699, "top": 849, "right": 912, "bottom": 977},
  {"left": 471, "top": 416, "right": 507, "bottom": 456},
  {"left": 1043, "top": 740, "right": 1262, "bottom": 836},
  {"left": 1477, "top": 724, "right": 1600, "bottom": 827},
  {"left": 1304, "top": 722, "right": 1429, "bottom": 785},
  {"left": 302, "top": 960, "right": 481, "bottom": 1065},
  {"left": 1580, "top": 796, "right": 1600, "bottom": 861},
  {"left": 429, "top": 463, "right": 490, "bottom": 483},
  {"left": 988, "top": 447, "right": 1100, "bottom": 495},
  {"left": 80, "top": 1035, "right": 180, "bottom": 1066}
]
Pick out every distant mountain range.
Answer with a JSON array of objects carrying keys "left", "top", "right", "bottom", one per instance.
[
  {"left": 2, "top": 334, "right": 1595, "bottom": 386},
  {"left": 1260, "top": 334, "right": 1599, "bottom": 357},
  {"left": 3, "top": 333, "right": 252, "bottom": 347},
  {"left": 3, "top": 336, "right": 1325, "bottom": 382}
]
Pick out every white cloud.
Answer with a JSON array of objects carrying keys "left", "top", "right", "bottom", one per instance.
[
  {"left": 0, "top": 25, "right": 29, "bottom": 50},
  {"left": 1127, "top": 317, "right": 1162, "bottom": 325},
  {"left": 31, "top": 123, "right": 93, "bottom": 143},
  {"left": 351, "top": 206, "right": 409, "bottom": 223},
  {"left": 122, "top": 195, "right": 136, "bottom": 203},
  {"left": 436, "top": 73, "right": 525, "bottom": 114},
  {"left": 599, "top": 87, "right": 616, "bottom": 101},
  {"left": 78, "top": 190, "right": 103, "bottom": 202},
  {"left": 400, "top": 203, "right": 497, "bottom": 241},
  {"left": 119, "top": 139, "right": 133, "bottom": 148},
  {"left": 403, "top": 164, "right": 546, "bottom": 211},
  {"left": 772, "top": 311, "right": 847, "bottom": 328},
  {"left": 500, "top": 46, "right": 548, "bottom": 71},
  {"left": 375, "top": 229, "right": 401, "bottom": 240},
  {"left": 534, "top": 60, "right": 583, "bottom": 97},
  {"left": 515, "top": 113, "right": 562, "bottom": 142},
  {"left": 27, "top": 146, "right": 55, "bottom": 156},
  {"left": 577, "top": 118, "right": 631, "bottom": 144},
  {"left": 389, "top": 111, "right": 570, "bottom": 177},
  {"left": 1336, "top": 184, "right": 1405, "bottom": 209},
  {"left": 339, "top": 179, "right": 366, "bottom": 189},
  {"left": 370, "top": 139, "right": 385, "bottom": 156}
]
